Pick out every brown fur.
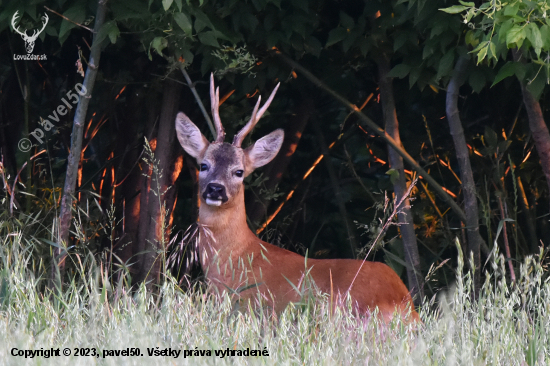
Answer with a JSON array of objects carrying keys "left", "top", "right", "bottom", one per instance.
[
  {"left": 175, "top": 78, "right": 419, "bottom": 323},
  {"left": 197, "top": 187, "right": 419, "bottom": 322}
]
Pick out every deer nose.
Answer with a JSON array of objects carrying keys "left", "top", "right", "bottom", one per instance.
[
  {"left": 207, "top": 183, "right": 224, "bottom": 194},
  {"left": 203, "top": 183, "right": 228, "bottom": 205}
]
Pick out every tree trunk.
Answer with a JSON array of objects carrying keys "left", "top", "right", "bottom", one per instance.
[
  {"left": 512, "top": 50, "right": 550, "bottom": 207},
  {"left": 377, "top": 54, "right": 424, "bottom": 304},
  {"left": 134, "top": 78, "right": 183, "bottom": 288},
  {"left": 53, "top": 0, "right": 108, "bottom": 286},
  {"left": 312, "top": 120, "right": 357, "bottom": 258},
  {"left": 446, "top": 55, "right": 487, "bottom": 297},
  {"left": 275, "top": 52, "right": 468, "bottom": 224},
  {"left": 248, "top": 97, "right": 314, "bottom": 226},
  {"left": 111, "top": 87, "right": 151, "bottom": 270}
]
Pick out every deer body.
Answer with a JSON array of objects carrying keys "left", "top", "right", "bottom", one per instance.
[{"left": 176, "top": 75, "right": 418, "bottom": 322}]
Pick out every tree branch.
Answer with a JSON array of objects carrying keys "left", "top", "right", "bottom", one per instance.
[
  {"left": 55, "top": 0, "right": 108, "bottom": 283},
  {"left": 274, "top": 51, "right": 467, "bottom": 223},
  {"left": 179, "top": 66, "right": 216, "bottom": 139}
]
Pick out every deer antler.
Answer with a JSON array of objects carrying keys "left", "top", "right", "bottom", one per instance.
[
  {"left": 30, "top": 13, "right": 49, "bottom": 41},
  {"left": 210, "top": 73, "right": 225, "bottom": 143},
  {"left": 11, "top": 11, "right": 27, "bottom": 38},
  {"left": 11, "top": 11, "right": 48, "bottom": 41},
  {"left": 232, "top": 82, "right": 280, "bottom": 147}
]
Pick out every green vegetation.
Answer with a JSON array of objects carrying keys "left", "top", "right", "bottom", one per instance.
[
  {"left": 2, "top": 0, "right": 550, "bottom": 363},
  {"left": 1, "top": 231, "right": 549, "bottom": 364}
]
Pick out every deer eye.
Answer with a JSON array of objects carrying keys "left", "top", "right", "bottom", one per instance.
[
  {"left": 199, "top": 163, "right": 209, "bottom": 172},
  {"left": 235, "top": 170, "right": 244, "bottom": 178}
]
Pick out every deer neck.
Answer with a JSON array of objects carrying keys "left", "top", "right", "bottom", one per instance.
[{"left": 197, "top": 187, "right": 256, "bottom": 254}]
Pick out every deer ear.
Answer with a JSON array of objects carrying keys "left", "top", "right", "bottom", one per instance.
[
  {"left": 175, "top": 112, "right": 209, "bottom": 160},
  {"left": 244, "top": 129, "right": 284, "bottom": 174}
]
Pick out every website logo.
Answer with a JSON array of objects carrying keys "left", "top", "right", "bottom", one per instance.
[{"left": 11, "top": 11, "right": 48, "bottom": 60}]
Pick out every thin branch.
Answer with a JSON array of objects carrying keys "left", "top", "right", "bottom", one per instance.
[
  {"left": 56, "top": 0, "right": 108, "bottom": 281},
  {"left": 10, "top": 162, "right": 27, "bottom": 215},
  {"left": 497, "top": 194, "right": 516, "bottom": 283},
  {"left": 178, "top": 66, "right": 216, "bottom": 138},
  {"left": 313, "top": 121, "right": 357, "bottom": 256},
  {"left": 274, "top": 51, "right": 468, "bottom": 223},
  {"left": 346, "top": 178, "right": 419, "bottom": 295},
  {"left": 256, "top": 123, "right": 359, "bottom": 234},
  {"left": 44, "top": 6, "right": 93, "bottom": 32}
]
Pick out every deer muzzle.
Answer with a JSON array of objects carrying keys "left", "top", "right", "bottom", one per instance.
[{"left": 203, "top": 183, "right": 228, "bottom": 206}]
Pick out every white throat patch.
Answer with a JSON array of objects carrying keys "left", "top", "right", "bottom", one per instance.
[{"left": 205, "top": 198, "right": 223, "bottom": 206}]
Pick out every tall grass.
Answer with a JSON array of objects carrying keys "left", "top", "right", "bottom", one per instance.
[{"left": 0, "top": 230, "right": 549, "bottom": 365}]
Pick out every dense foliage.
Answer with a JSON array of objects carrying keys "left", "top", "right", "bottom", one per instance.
[{"left": 0, "top": 0, "right": 549, "bottom": 303}]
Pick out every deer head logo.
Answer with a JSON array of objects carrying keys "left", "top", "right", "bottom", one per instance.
[{"left": 11, "top": 11, "right": 49, "bottom": 54}]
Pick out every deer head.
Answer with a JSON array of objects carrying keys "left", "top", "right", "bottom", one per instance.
[
  {"left": 176, "top": 74, "right": 283, "bottom": 209},
  {"left": 11, "top": 11, "right": 49, "bottom": 54}
]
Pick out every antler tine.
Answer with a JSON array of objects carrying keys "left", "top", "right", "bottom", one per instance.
[
  {"left": 233, "top": 82, "right": 280, "bottom": 147},
  {"left": 232, "top": 96, "right": 261, "bottom": 147},
  {"left": 30, "top": 14, "right": 48, "bottom": 39},
  {"left": 39, "top": 13, "right": 48, "bottom": 32},
  {"left": 210, "top": 73, "right": 225, "bottom": 143},
  {"left": 11, "top": 11, "right": 25, "bottom": 37}
]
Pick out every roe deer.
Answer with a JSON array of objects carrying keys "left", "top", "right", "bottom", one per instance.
[{"left": 175, "top": 74, "right": 419, "bottom": 322}]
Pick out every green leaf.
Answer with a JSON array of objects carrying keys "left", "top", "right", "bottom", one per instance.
[
  {"left": 503, "top": 2, "right": 519, "bottom": 17},
  {"left": 292, "top": 19, "right": 306, "bottom": 38},
  {"left": 339, "top": 11, "right": 354, "bottom": 29},
  {"left": 194, "top": 10, "right": 215, "bottom": 32},
  {"left": 326, "top": 27, "right": 347, "bottom": 47},
  {"left": 506, "top": 26, "right": 526, "bottom": 48},
  {"left": 476, "top": 43, "right": 488, "bottom": 64},
  {"left": 198, "top": 31, "right": 220, "bottom": 48},
  {"left": 386, "top": 169, "right": 400, "bottom": 185},
  {"left": 174, "top": 12, "right": 192, "bottom": 35},
  {"left": 491, "top": 62, "right": 517, "bottom": 87},
  {"left": 40, "top": 238, "right": 69, "bottom": 252},
  {"left": 464, "top": 7, "right": 476, "bottom": 23},
  {"left": 439, "top": 5, "right": 468, "bottom": 14},
  {"left": 110, "top": 2, "right": 150, "bottom": 20},
  {"left": 162, "top": 0, "right": 174, "bottom": 11},
  {"left": 497, "top": 140, "right": 512, "bottom": 155},
  {"left": 436, "top": 50, "right": 454, "bottom": 79},
  {"left": 181, "top": 48, "right": 194, "bottom": 65},
  {"left": 409, "top": 67, "right": 421, "bottom": 88},
  {"left": 242, "top": 12, "right": 259, "bottom": 34},
  {"left": 264, "top": 13, "right": 275, "bottom": 31},
  {"left": 488, "top": 41, "right": 496, "bottom": 60},
  {"left": 526, "top": 23, "right": 543, "bottom": 57},
  {"left": 469, "top": 67, "right": 485, "bottom": 93},
  {"left": 96, "top": 21, "right": 119, "bottom": 45},
  {"left": 540, "top": 25, "right": 550, "bottom": 50},
  {"left": 526, "top": 73, "right": 546, "bottom": 100},
  {"left": 151, "top": 36, "right": 168, "bottom": 56},
  {"left": 342, "top": 31, "right": 358, "bottom": 52},
  {"left": 266, "top": 32, "right": 280, "bottom": 48},
  {"left": 484, "top": 126, "right": 498, "bottom": 149},
  {"left": 498, "top": 19, "right": 514, "bottom": 44},
  {"left": 515, "top": 62, "right": 526, "bottom": 80},
  {"left": 304, "top": 36, "right": 322, "bottom": 57},
  {"left": 359, "top": 37, "right": 370, "bottom": 56},
  {"left": 470, "top": 40, "right": 488, "bottom": 54},
  {"left": 465, "top": 30, "right": 479, "bottom": 48},
  {"left": 107, "top": 22, "right": 120, "bottom": 44},
  {"left": 387, "top": 63, "right": 411, "bottom": 78},
  {"left": 59, "top": 3, "right": 86, "bottom": 41},
  {"left": 393, "top": 32, "right": 409, "bottom": 51}
]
